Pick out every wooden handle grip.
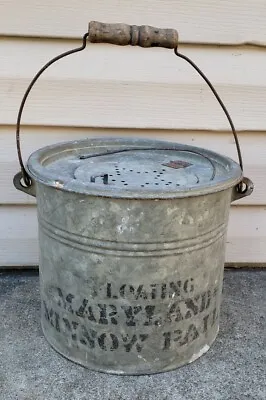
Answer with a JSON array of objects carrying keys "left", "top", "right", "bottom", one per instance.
[{"left": 88, "top": 21, "right": 178, "bottom": 49}]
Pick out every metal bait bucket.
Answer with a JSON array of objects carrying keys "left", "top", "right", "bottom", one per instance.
[{"left": 13, "top": 22, "right": 254, "bottom": 375}]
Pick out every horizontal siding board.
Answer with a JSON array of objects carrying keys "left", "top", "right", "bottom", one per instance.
[
  {"left": 2, "top": 40, "right": 266, "bottom": 85},
  {"left": 1, "top": 127, "right": 264, "bottom": 205},
  {"left": 0, "top": 206, "right": 39, "bottom": 266},
  {"left": 0, "top": 205, "right": 265, "bottom": 266},
  {"left": 226, "top": 206, "right": 266, "bottom": 263},
  {"left": 0, "top": 1, "right": 266, "bottom": 45},
  {"left": 1, "top": 40, "right": 265, "bottom": 130},
  {"left": 1, "top": 79, "right": 265, "bottom": 131}
]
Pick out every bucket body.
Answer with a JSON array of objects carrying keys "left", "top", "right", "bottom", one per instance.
[
  {"left": 16, "top": 136, "right": 250, "bottom": 375},
  {"left": 37, "top": 182, "right": 231, "bottom": 374}
]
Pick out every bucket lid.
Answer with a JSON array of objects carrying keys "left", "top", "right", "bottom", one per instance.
[{"left": 27, "top": 137, "right": 242, "bottom": 199}]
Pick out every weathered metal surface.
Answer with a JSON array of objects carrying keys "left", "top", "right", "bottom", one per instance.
[
  {"left": 20, "top": 136, "right": 250, "bottom": 374},
  {"left": 37, "top": 182, "right": 231, "bottom": 374}
]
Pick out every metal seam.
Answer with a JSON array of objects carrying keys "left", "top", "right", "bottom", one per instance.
[
  {"left": 38, "top": 215, "right": 226, "bottom": 247},
  {"left": 38, "top": 217, "right": 226, "bottom": 257}
]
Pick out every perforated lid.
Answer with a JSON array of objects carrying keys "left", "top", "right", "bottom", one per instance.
[{"left": 27, "top": 137, "right": 242, "bottom": 199}]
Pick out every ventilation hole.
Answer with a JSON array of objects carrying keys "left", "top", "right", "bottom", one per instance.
[
  {"left": 145, "top": 171, "right": 149, "bottom": 174},
  {"left": 130, "top": 169, "right": 133, "bottom": 172},
  {"left": 159, "top": 172, "right": 163, "bottom": 175},
  {"left": 109, "top": 174, "right": 113, "bottom": 177},
  {"left": 165, "top": 183, "right": 169, "bottom": 186},
  {"left": 161, "top": 179, "right": 165, "bottom": 182},
  {"left": 141, "top": 184, "right": 145, "bottom": 187},
  {"left": 155, "top": 183, "right": 159, "bottom": 186},
  {"left": 137, "top": 172, "right": 141, "bottom": 174},
  {"left": 168, "top": 182, "right": 172, "bottom": 184},
  {"left": 153, "top": 170, "right": 157, "bottom": 173},
  {"left": 117, "top": 173, "right": 121, "bottom": 176},
  {"left": 145, "top": 183, "right": 150, "bottom": 185},
  {"left": 162, "top": 169, "right": 166, "bottom": 172},
  {"left": 122, "top": 168, "right": 126, "bottom": 170},
  {"left": 112, "top": 179, "right": 116, "bottom": 182},
  {"left": 154, "top": 177, "right": 158, "bottom": 179},
  {"left": 124, "top": 183, "right": 128, "bottom": 186},
  {"left": 121, "top": 181, "right": 126, "bottom": 183},
  {"left": 176, "top": 184, "right": 180, "bottom": 186}
]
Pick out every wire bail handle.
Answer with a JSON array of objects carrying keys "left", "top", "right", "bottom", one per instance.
[{"left": 15, "top": 21, "right": 249, "bottom": 195}]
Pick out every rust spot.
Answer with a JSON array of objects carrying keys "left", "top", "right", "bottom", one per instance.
[{"left": 162, "top": 160, "right": 192, "bottom": 169}]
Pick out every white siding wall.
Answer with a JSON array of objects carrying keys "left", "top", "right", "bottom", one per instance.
[{"left": 0, "top": 1, "right": 265, "bottom": 266}]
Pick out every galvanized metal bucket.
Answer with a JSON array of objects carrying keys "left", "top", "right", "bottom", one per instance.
[{"left": 13, "top": 22, "right": 254, "bottom": 375}]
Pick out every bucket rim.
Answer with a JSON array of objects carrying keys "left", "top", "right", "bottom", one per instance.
[{"left": 26, "top": 136, "right": 243, "bottom": 199}]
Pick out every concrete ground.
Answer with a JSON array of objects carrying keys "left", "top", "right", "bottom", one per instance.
[{"left": 0, "top": 269, "right": 265, "bottom": 400}]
